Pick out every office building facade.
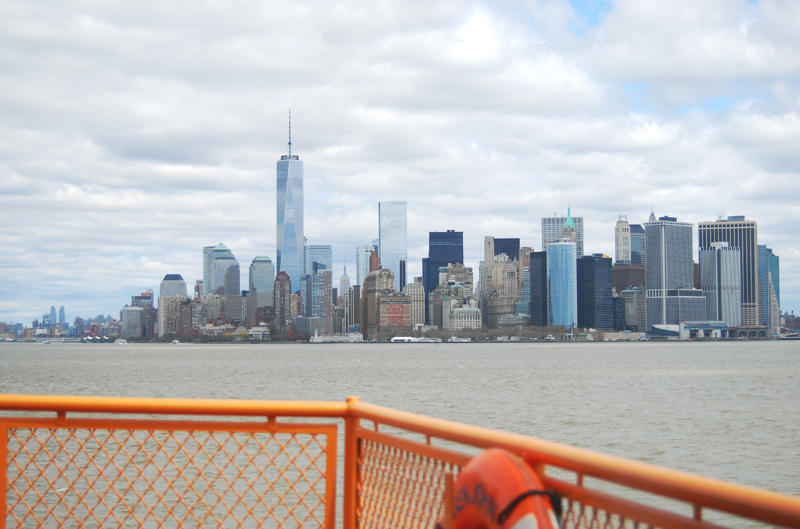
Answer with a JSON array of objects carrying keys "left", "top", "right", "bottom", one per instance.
[
  {"left": 542, "top": 210, "right": 584, "bottom": 256},
  {"left": 630, "top": 224, "right": 645, "bottom": 265},
  {"left": 698, "top": 216, "right": 758, "bottom": 325},
  {"left": 547, "top": 239, "right": 577, "bottom": 329},
  {"left": 204, "top": 244, "right": 234, "bottom": 296},
  {"left": 577, "top": 254, "right": 613, "bottom": 329},
  {"left": 356, "top": 245, "right": 375, "bottom": 287},
  {"left": 304, "top": 244, "right": 332, "bottom": 275},
  {"left": 160, "top": 274, "right": 188, "bottom": 299},
  {"left": 615, "top": 216, "right": 631, "bottom": 264},
  {"left": 276, "top": 117, "right": 304, "bottom": 289},
  {"left": 273, "top": 272, "right": 291, "bottom": 335},
  {"left": 422, "top": 230, "right": 464, "bottom": 324},
  {"left": 529, "top": 252, "right": 548, "bottom": 327},
  {"left": 378, "top": 201, "right": 407, "bottom": 292},
  {"left": 758, "top": 245, "right": 780, "bottom": 336},
  {"left": 249, "top": 256, "right": 275, "bottom": 319},
  {"left": 699, "top": 242, "right": 742, "bottom": 327}
]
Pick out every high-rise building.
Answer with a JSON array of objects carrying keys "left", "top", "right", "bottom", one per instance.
[
  {"left": 369, "top": 250, "right": 381, "bottom": 272},
  {"left": 378, "top": 201, "right": 407, "bottom": 292},
  {"left": 160, "top": 274, "right": 188, "bottom": 299},
  {"left": 699, "top": 242, "right": 742, "bottom": 327},
  {"left": 758, "top": 245, "right": 780, "bottom": 336},
  {"left": 404, "top": 281, "right": 425, "bottom": 329},
  {"left": 120, "top": 306, "right": 144, "bottom": 340},
  {"left": 577, "top": 254, "right": 613, "bottom": 329},
  {"left": 542, "top": 209, "right": 584, "bottom": 256},
  {"left": 620, "top": 287, "right": 647, "bottom": 332},
  {"left": 480, "top": 236, "right": 520, "bottom": 325},
  {"left": 304, "top": 244, "right": 332, "bottom": 275},
  {"left": 211, "top": 256, "right": 238, "bottom": 296},
  {"left": 612, "top": 264, "right": 646, "bottom": 294},
  {"left": 547, "top": 239, "right": 577, "bottom": 329},
  {"left": 204, "top": 244, "right": 234, "bottom": 296},
  {"left": 311, "top": 270, "right": 333, "bottom": 334},
  {"left": 630, "top": 224, "right": 646, "bottom": 265},
  {"left": 529, "top": 252, "right": 548, "bottom": 327},
  {"left": 646, "top": 215, "right": 705, "bottom": 330},
  {"left": 223, "top": 263, "right": 242, "bottom": 322},
  {"left": 49, "top": 306, "right": 57, "bottom": 325},
  {"left": 58, "top": 306, "right": 65, "bottom": 324},
  {"left": 276, "top": 113, "right": 304, "bottom": 289},
  {"left": 273, "top": 271, "right": 292, "bottom": 335},
  {"left": 422, "top": 230, "right": 464, "bottom": 324},
  {"left": 363, "top": 268, "right": 395, "bottom": 340},
  {"left": 249, "top": 256, "right": 276, "bottom": 320},
  {"left": 340, "top": 266, "right": 351, "bottom": 300},
  {"left": 355, "top": 245, "right": 375, "bottom": 287},
  {"left": 615, "top": 216, "right": 631, "bottom": 264},
  {"left": 698, "top": 216, "right": 758, "bottom": 325}
]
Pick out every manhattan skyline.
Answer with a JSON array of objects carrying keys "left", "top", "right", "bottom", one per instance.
[{"left": 1, "top": 1, "right": 799, "bottom": 323}]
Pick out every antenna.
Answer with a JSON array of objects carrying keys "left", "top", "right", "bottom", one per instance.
[{"left": 288, "top": 109, "right": 292, "bottom": 157}]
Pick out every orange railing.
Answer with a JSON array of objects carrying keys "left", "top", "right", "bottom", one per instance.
[{"left": 2, "top": 394, "right": 800, "bottom": 529}]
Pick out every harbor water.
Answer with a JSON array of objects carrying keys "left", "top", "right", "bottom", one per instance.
[{"left": 1, "top": 340, "right": 799, "bottom": 502}]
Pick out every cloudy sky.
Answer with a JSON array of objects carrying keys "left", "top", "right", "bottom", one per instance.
[{"left": 2, "top": 0, "right": 799, "bottom": 324}]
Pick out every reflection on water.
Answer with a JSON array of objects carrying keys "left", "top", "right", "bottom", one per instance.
[{"left": 1, "top": 340, "right": 799, "bottom": 503}]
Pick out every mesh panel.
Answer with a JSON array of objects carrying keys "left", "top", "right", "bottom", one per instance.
[
  {"left": 563, "top": 499, "right": 650, "bottom": 529},
  {"left": 5, "top": 426, "right": 330, "bottom": 528},
  {"left": 357, "top": 437, "right": 461, "bottom": 529}
]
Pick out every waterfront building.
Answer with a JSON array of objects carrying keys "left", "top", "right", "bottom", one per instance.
[
  {"left": 630, "top": 224, "right": 646, "bottom": 265},
  {"left": 577, "top": 254, "right": 613, "bottom": 329},
  {"left": 529, "top": 252, "right": 548, "bottom": 327},
  {"left": 131, "top": 290, "right": 156, "bottom": 339},
  {"left": 248, "top": 256, "right": 275, "bottom": 323},
  {"left": 447, "top": 303, "right": 482, "bottom": 331},
  {"left": 377, "top": 293, "right": 412, "bottom": 335},
  {"left": 304, "top": 244, "right": 332, "bottom": 275},
  {"left": 699, "top": 242, "right": 742, "bottom": 327},
  {"left": 547, "top": 239, "right": 577, "bottom": 330},
  {"left": 698, "top": 216, "right": 758, "bottom": 325},
  {"left": 542, "top": 209, "right": 584, "bottom": 256},
  {"left": 646, "top": 215, "right": 705, "bottom": 330},
  {"left": 120, "top": 306, "right": 144, "bottom": 340},
  {"left": 404, "top": 281, "right": 425, "bottom": 329},
  {"left": 355, "top": 245, "right": 375, "bottom": 287},
  {"left": 480, "top": 237, "right": 521, "bottom": 326},
  {"left": 612, "top": 296, "right": 626, "bottom": 331},
  {"left": 311, "top": 270, "right": 333, "bottom": 334},
  {"left": 422, "top": 230, "right": 464, "bottom": 324},
  {"left": 516, "top": 266, "right": 531, "bottom": 315},
  {"left": 362, "top": 268, "right": 395, "bottom": 340},
  {"left": 276, "top": 114, "right": 304, "bottom": 288},
  {"left": 289, "top": 293, "right": 300, "bottom": 319},
  {"left": 615, "top": 216, "right": 631, "bottom": 264},
  {"left": 294, "top": 317, "right": 323, "bottom": 337},
  {"left": 160, "top": 274, "right": 188, "bottom": 299},
  {"left": 612, "top": 264, "right": 646, "bottom": 294},
  {"left": 157, "top": 294, "right": 190, "bottom": 338},
  {"left": 620, "top": 287, "right": 647, "bottom": 332},
  {"left": 273, "top": 272, "right": 291, "bottom": 335},
  {"left": 758, "top": 245, "right": 780, "bottom": 336},
  {"left": 378, "top": 201, "right": 407, "bottom": 292},
  {"left": 49, "top": 306, "right": 57, "bottom": 325}
]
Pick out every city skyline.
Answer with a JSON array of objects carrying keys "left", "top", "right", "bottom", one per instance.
[{"left": 2, "top": 1, "right": 800, "bottom": 323}]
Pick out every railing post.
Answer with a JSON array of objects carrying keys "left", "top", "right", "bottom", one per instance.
[
  {"left": 344, "top": 396, "right": 361, "bottom": 529},
  {"left": 1, "top": 424, "right": 7, "bottom": 529}
]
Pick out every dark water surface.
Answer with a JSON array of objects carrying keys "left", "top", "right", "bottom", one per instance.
[{"left": 2, "top": 340, "right": 799, "bottom": 500}]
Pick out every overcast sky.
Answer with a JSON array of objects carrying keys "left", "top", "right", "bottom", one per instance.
[{"left": 2, "top": 0, "right": 799, "bottom": 324}]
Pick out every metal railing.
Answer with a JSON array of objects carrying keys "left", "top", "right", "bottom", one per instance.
[{"left": 2, "top": 394, "right": 800, "bottom": 529}]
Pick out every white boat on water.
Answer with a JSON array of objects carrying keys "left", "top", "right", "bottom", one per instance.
[
  {"left": 448, "top": 337, "right": 472, "bottom": 343},
  {"left": 114, "top": 338, "right": 128, "bottom": 345}
]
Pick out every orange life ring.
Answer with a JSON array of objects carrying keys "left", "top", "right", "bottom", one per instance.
[{"left": 439, "top": 449, "right": 561, "bottom": 529}]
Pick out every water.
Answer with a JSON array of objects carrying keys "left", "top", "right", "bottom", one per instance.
[{"left": 1, "top": 340, "right": 799, "bottom": 503}]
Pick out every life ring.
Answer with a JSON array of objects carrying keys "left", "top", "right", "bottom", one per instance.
[{"left": 439, "top": 448, "right": 561, "bottom": 529}]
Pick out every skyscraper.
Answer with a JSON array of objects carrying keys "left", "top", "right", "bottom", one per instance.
[
  {"left": 378, "top": 201, "right": 407, "bottom": 292},
  {"left": 304, "top": 244, "right": 332, "bottom": 274},
  {"left": 542, "top": 209, "right": 584, "bottom": 256},
  {"left": 547, "top": 239, "right": 577, "bottom": 329},
  {"left": 276, "top": 113, "right": 304, "bottom": 289},
  {"left": 529, "top": 252, "right": 548, "bottom": 327},
  {"left": 339, "top": 266, "right": 351, "bottom": 300},
  {"left": 355, "top": 245, "right": 375, "bottom": 287},
  {"left": 273, "top": 271, "right": 291, "bottom": 335},
  {"left": 630, "top": 224, "right": 646, "bottom": 265},
  {"left": 160, "top": 274, "right": 188, "bottom": 299},
  {"left": 58, "top": 306, "right": 65, "bottom": 324},
  {"left": 249, "top": 256, "right": 275, "bottom": 311},
  {"left": 204, "top": 244, "right": 234, "bottom": 296},
  {"left": 422, "top": 230, "right": 464, "bottom": 324},
  {"left": 698, "top": 216, "right": 759, "bottom": 325},
  {"left": 577, "top": 254, "right": 613, "bottom": 329},
  {"left": 49, "top": 306, "right": 57, "bottom": 325},
  {"left": 645, "top": 215, "right": 705, "bottom": 330},
  {"left": 758, "top": 245, "right": 780, "bottom": 336},
  {"left": 699, "top": 242, "right": 741, "bottom": 326},
  {"left": 311, "top": 269, "right": 333, "bottom": 334},
  {"left": 615, "top": 216, "right": 631, "bottom": 264}
]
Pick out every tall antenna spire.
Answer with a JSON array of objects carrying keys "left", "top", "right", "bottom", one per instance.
[{"left": 288, "top": 109, "right": 292, "bottom": 157}]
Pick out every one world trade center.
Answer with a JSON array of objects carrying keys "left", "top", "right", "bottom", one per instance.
[{"left": 276, "top": 114, "right": 304, "bottom": 290}]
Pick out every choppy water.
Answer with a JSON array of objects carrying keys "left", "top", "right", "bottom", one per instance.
[{"left": 1, "top": 340, "right": 799, "bottom": 502}]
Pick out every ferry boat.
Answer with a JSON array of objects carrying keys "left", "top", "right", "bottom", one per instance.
[
  {"left": 779, "top": 333, "right": 800, "bottom": 340},
  {"left": 1, "top": 394, "right": 799, "bottom": 528},
  {"left": 390, "top": 336, "right": 442, "bottom": 343},
  {"left": 114, "top": 338, "right": 128, "bottom": 345},
  {"left": 448, "top": 336, "right": 472, "bottom": 343}
]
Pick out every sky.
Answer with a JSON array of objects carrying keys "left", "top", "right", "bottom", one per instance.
[{"left": 2, "top": 0, "right": 800, "bottom": 324}]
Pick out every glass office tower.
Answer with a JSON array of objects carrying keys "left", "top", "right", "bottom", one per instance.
[
  {"left": 249, "top": 256, "right": 276, "bottom": 310},
  {"left": 276, "top": 115, "right": 304, "bottom": 289},
  {"left": 547, "top": 239, "right": 577, "bottom": 329},
  {"left": 422, "top": 230, "right": 464, "bottom": 324},
  {"left": 304, "top": 244, "right": 332, "bottom": 275},
  {"left": 378, "top": 201, "right": 407, "bottom": 292}
]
